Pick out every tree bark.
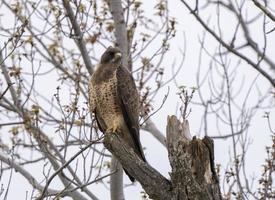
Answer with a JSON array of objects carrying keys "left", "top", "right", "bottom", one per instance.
[
  {"left": 166, "top": 116, "right": 222, "bottom": 200},
  {"left": 110, "top": 157, "right": 125, "bottom": 200},
  {"left": 104, "top": 115, "right": 222, "bottom": 200},
  {"left": 108, "top": 0, "right": 128, "bottom": 69}
]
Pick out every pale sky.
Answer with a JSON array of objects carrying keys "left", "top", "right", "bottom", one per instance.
[{"left": 0, "top": 1, "right": 274, "bottom": 200}]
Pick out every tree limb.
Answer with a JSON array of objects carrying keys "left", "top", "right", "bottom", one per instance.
[
  {"left": 108, "top": 0, "right": 128, "bottom": 69},
  {"left": 110, "top": 157, "right": 125, "bottom": 200},
  {"left": 142, "top": 119, "right": 167, "bottom": 147},
  {"left": 179, "top": 0, "right": 275, "bottom": 88},
  {"left": 62, "top": 0, "right": 94, "bottom": 75},
  {"left": 0, "top": 153, "right": 60, "bottom": 196},
  {"left": 103, "top": 133, "right": 172, "bottom": 200},
  {"left": 39, "top": 142, "right": 98, "bottom": 200},
  {"left": 104, "top": 115, "right": 222, "bottom": 200},
  {"left": 252, "top": 0, "right": 275, "bottom": 22}
]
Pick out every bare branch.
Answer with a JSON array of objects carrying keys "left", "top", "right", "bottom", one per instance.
[
  {"left": 103, "top": 133, "right": 172, "bottom": 200},
  {"left": 104, "top": 115, "right": 222, "bottom": 200},
  {"left": 108, "top": 0, "right": 128, "bottom": 69},
  {"left": 252, "top": 0, "right": 275, "bottom": 22},
  {"left": 62, "top": 0, "right": 94, "bottom": 75},
  {"left": 39, "top": 141, "right": 99, "bottom": 200},
  {"left": 179, "top": 0, "right": 275, "bottom": 88},
  {"left": 110, "top": 157, "right": 125, "bottom": 200},
  {"left": 0, "top": 51, "right": 20, "bottom": 108},
  {"left": 0, "top": 153, "right": 60, "bottom": 196},
  {"left": 0, "top": 83, "right": 14, "bottom": 100},
  {"left": 142, "top": 119, "right": 166, "bottom": 147}
]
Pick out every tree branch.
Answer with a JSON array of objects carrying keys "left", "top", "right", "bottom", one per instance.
[
  {"left": 26, "top": 125, "right": 98, "bottom": 200},
  {"left": 108, "top": 0, "right": 128, "bottom": 69},
  {"left": 103, "top": 133, "right": 172, "bottom": 200},
  {"left": 39, "top": 142, "right": 98, "bottom": 200},
  {"left": 142, "top": 119, "right": 167, "bottom": 147},
  {"left": 104, "top": 115, "right": 222, "bottom": 200},
  {"left": 0, "top": 153, "right": 60, "bottom": 196},
  {"left": 110, "top": 157, "right": 125, "bottom": 200},
  {"left": 0, "top": 50, "right": 20, "bottom": 108},
  {"left": 252, "top": 0, "right": 275, "bottom": 22},
  {"left": 179, "top": 0, "right": 275, "bottom": 88},
  {"left": 62, "top": 0, "right": 94, "bottom": 75}
]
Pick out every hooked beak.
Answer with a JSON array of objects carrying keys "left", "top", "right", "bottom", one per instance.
[{"left": 114, "top": 52, "right": 122, "bottom": 61}]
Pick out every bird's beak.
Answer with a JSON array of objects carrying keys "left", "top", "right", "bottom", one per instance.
[{"left": 114, "top": 52, "right": 122, "bottom": 60}]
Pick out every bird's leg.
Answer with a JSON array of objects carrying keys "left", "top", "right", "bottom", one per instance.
[{"left": 106, "top": 123, "right": 122, "bottom": 134}]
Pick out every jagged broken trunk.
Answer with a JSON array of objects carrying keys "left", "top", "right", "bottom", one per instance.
[
  {"left": 166, "top": 116, "right": 222, "bottom": 200},
  {"left": 104, "top": 115, "right": 222, "bottom": 200}
]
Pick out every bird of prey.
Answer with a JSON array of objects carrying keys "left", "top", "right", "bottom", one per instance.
[{"left": 88, "top": 46, "right": 146, "bottom": 182}]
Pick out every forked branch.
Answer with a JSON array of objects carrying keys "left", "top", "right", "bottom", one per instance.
[{"left": 104, "top": 115, "right": 222, "bottom": 200}]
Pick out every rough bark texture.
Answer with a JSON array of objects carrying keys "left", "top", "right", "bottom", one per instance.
[
  {"left": 104, "top": 133, "right": 172, "bottom": 200},
  {"left": 104, "top": 115, "right": 222, "bottom": 200},
  {"left": 166, "top": 116, "right": 222, "bottom": 200}
]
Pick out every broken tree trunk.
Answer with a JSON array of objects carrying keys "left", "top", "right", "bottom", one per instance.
[
  {"left": 166, "top": 115, "right": 222, "bottom": 200},
  {"left": 103, "top": 115, "right": 222, "bottom": 200}
]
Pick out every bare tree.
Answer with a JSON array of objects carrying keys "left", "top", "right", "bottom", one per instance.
[
  {"left": 0, "top": 0, "right": 274, "bottom": 200},
  {"left": 178, "top": 0, "right": 275, "bottom": 199}
]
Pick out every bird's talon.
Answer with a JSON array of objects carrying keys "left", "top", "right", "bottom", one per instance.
[{"left": 106, "top": 127, "right": 117, "bottom": 133}]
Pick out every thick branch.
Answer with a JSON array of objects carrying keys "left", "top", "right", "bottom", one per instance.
[
  {"left": 110, "top": 157, "right": 125, "bottom": 200},
  {"left": 142, "top": 119, "right": 167, "bottom": 147},
  {"left": 103, "top": 133, "right": 172, "bottom": 200},
  {"left": 108, "top": 0, "right": 128, "bottom": 69},
  {"left": 105, "top": 115, "right": 222, "bottom": 200}
]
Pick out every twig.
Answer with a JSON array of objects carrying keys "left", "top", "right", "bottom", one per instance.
[
  {"left": 179, "top": 0, "right": 275, "bottom": 88},
  {"left": 140, "top": 87, "right": 169, "bottom": 126},
  {"left": 62, "top": 0, "right": 94, "bottom": 75},
  {"left": 252, "top": 0, "right": 275, "bottom": 22},
  {"left": 0, "top": 153, "right": 60, "bottom": 195},
  {"left": 0, "top": 83, "right": 14, "bottom": 100},
  {"left": 38, "top": 141, "right": 98, "bottom": 200}
]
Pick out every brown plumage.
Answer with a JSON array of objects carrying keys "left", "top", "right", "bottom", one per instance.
[{"left": 88, "top": 46, "right": 146, "bottom": 182}]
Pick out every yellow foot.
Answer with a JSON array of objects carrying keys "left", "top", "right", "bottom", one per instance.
[{"left": 106, "top": 126, "right": 120, "bottom": 134}]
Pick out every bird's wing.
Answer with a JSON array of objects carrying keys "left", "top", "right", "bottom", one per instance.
[
  {"left": 88, "top": 78, "right": 106, "bottom": 132},
  {"left": 88, "top": 78, "right": 96, "bottom": 113},
  {"left": 94, "top": 109, "right": 106, "bottom": 132},
  {"left": 116, "top": 66, "right": 146, "bottom": 162}
]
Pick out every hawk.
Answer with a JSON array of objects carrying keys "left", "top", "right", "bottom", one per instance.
[{"left": 88, "top": 46, "right": 146, "bottom": 182}]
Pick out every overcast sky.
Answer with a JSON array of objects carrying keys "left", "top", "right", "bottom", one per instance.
[{"left": 0, "top": 1, "right": 274, "bottom": 200}]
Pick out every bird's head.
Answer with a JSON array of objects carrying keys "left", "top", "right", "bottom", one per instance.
[{"left": 100, "top": 46, "right": 122, "bottom": 64}]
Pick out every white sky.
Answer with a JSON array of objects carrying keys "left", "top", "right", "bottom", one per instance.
[{"left": 0, "top": 0, "right": 274, "bottom": 200}]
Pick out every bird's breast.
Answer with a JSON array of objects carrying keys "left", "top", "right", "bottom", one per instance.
[{"left": 94, "top": 74, "right": 124, "bottom": 129}]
